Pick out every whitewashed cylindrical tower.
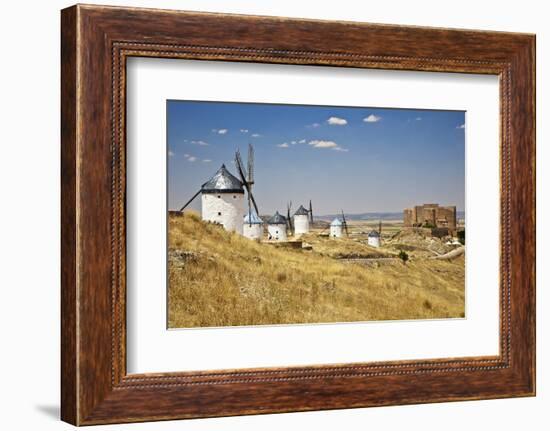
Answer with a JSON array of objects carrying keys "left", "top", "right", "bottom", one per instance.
[
  {"left": 201, "top": 164, "right": 244, "bottom": 234},
  {"left": 367, "top": 230, "right": 381, "bottom": 247},
  {"left": 293, "top": 205, "right": 310, "bottom": 236},
  {"left": 330, "top": 218, "right": 343, "bottom": 238},
  {"left": 243, "top": 210, "right": 264, "bottom": 241},
  {"left": 267, "top": 211, "right": 287, "bottom": 241}
]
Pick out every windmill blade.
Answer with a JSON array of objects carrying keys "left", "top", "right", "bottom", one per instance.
[
  {"left": 178, "top": 189, "right": 201, "bottom": 212},
  {"left": 309, "top": 200, "right": 314, "bottom": 224},
  {"left": 235, "top": 149, "right": 248, "bottom": 184},
  {"left": 341, "top": 210, "right": 349, "bottom": 236},
  {"left": 287, "top": 202, "right": 294, "bottom": 235},
  {"left": 247, "top": 143, "right": 254, "bottom": 185},
  {"left": 247, "top": 193, "right": 252, "bottom": 227},
  {"left": 236, "top": 148, "right": 260, "bottom": 216},
  {"left": 248, "top": 190, "right": 259, "bottom": 215}
]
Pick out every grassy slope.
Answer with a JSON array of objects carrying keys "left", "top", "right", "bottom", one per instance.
[{"left": 168, "top": 213, "right": 465, "bottom": 328}]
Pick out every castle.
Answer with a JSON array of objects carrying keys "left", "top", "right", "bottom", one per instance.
[{"left": 403, "top": 203, "right": 457, "bottom": 230}]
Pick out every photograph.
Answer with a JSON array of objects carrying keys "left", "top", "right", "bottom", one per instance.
[{"left": 167, "top": 101, "right": 466, "bottom": 329}]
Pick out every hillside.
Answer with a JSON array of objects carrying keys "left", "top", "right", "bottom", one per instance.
[{"left": 168, "top": 212, "right": 465, "bottom": 328}]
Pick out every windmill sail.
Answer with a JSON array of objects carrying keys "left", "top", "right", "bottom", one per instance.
[
  {"left": 247, "top": 143, "right": 254, "bottom": 185},
  {"left": 309, "top": 200, "right": 314, "bottom": 224},
  {"left": 235, "top": 146, "right": 259, "bottom": 217},
  {"left": 178, "top": 189, "right": 201, "bottom": 212},
  {"left": 287, "top": 201, "right": 294, "bottom": 235},
  {"left": 341, "top": 210, "right": 349, "bottom": 236}
]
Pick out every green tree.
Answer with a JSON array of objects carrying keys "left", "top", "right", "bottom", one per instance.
[{"left": 398, "top": 250, "right": 409, "bottom": 264}]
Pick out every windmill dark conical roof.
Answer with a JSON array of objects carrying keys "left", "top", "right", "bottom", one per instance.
[
  {"left": 294, "top": 205, "right": 309, "bottom": 216},
  {"left": 268, "top": 211, "right": 287, "bottom": 225},
  {"left": 201, "top": 164, "right": 244, "bottom": 194},
  {"left": 368, "top": 230, "right": 380, "bottom": 237}
]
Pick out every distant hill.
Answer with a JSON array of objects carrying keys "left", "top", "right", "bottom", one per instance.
[{"left": 316, "top": 211, "right": 465, "bottom": 222}]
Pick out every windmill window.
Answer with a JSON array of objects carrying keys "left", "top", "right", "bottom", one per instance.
[
  {"left": 233, "top": 195, "right": 236, "bottom": 199},
  {"left": 217, "top": 195, "right": 221, "bottom": 198},
  {"left": 218, "top": 212, "right": 222, "bottom": 216}
]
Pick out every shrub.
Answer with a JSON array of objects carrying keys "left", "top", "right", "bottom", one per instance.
[{"left": 398, "top": 250, "right": 409, "bottom": 264}]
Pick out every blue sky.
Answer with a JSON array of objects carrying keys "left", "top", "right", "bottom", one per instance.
[{"left": 167, "top": 100, "right": 465, "bottom": 215}]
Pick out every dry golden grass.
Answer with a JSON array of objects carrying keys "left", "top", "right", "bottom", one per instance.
[
  {"left": 168, "top": 212, "right": 465, "bottom": 328},
  {"left": 300, "top": 232, "right": 392, "bottom": 259}
]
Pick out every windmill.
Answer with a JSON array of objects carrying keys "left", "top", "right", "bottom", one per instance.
[
  {"left": 309, "top": 200, "right": 314, "bottom": 225},
  {"left": 286, "top": 201, "right": 294, "bottom": 236},
  {"left": 235, "top": 143, "right": 259, "bottom": 226},
  {"left": 178, "top": 162, "right": 245, "bottom": 233},
  {"left": 341, "top": 209, "right": 350, "bottom": 237}
]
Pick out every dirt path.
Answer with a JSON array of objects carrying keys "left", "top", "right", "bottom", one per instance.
[{"left": 429, "top": 246, "right": 465, "bottom": 260}]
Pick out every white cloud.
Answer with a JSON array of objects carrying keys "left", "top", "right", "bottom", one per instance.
[
  {"left": 308, "top": 140, "right": 349, "bottom": 152},
  {"left": 416, "top": 117, "right": 422, "bottom": 121},
  {"left": 202, "top": 159, "right": 212, "bottom": 163},
  {"left": 363, "top": 114, "right": 382, "bottom": 123},
  {"left": 183, "top": 154, "right": 190, "bottom": 158},
  {"left": 298, "top": 139, "right": 306, "bottom": 144},
  {"left": 187, "top": 156, "right": 197, "bottom": 162},
  {"left": 457, "top": 124, "right": 465, "bottom": 129},
  {"left": 240, "top": 129, "right": 249, "bottom": 133},
  {"left": 277, "top": 143, "right": 289, "bottom": 148},
  {"left": 307, "top": 123, "right": 321, "bottom": 128},
  {"left": 251, "top": 133, "right": 261, "bottom": 138},
  {"left": 168, "top": 150, "right": 175, "bottom": 157},
  {"left": 212, "top": 128, "right": 228, "bottom": 134},
  {"left": 308, "top": 140, "right": 338, "bottom": 149},
  {"left": 290, "top": 140, "right": 296, "bottom": 145},
  {"left": 191, "top": 140, "right": 209, "bottom": 146},
  {"left": 327, "top": 116, "right": 348, "bottom": 125}
]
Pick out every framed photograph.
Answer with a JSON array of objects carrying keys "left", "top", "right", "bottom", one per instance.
[{"left": 61, "top": 4, "right": 535, "bottom": 425}]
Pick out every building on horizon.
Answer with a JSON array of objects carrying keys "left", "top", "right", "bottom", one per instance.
[{"left": 403, "top": 203, "right": 457, "bottom": 230}]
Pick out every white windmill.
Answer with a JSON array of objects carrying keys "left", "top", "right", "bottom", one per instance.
[
  {"left": 293, "top": 204, "right": 310, "bottom": 235},
  {"left": 243, "top": 210, "right": 264, "bottom": 240},
  {"left": 267, "top": 211, "right": 288, "bottom": 241},
  {"left": 178, "top": 144, "right": 259, "bottom": 237},
  {"left": 368, "top": 220, "right": 382, "bottom": 247},
  {"left": 178, "top": 164, "right": 245, "bottom": 233},
  {"left": 330, "top": 210, "right": 350, "bottom": 239},
  {"left": 330, "top": 218, "right": 343, "bottom": 238},
  {"left": 368, "top": 230, "right": 381, "bottom": 247}
]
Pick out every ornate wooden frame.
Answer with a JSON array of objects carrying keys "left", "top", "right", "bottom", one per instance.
[{"left": 61, "top": 4, "right": 535, "bottom": 425}]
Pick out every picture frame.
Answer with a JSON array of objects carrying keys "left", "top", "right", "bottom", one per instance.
[{"left": 61, "top": 4, "right": 535, "bottom": 425}]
